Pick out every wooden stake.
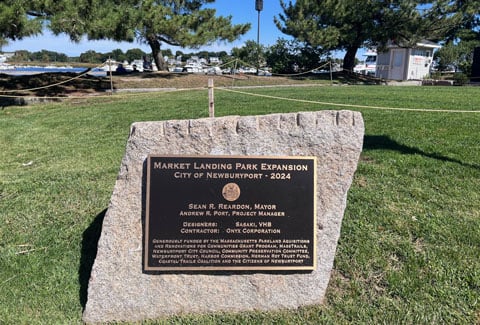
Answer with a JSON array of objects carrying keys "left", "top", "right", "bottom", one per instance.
[
  {"left": 330, "top": 60, "right": 333, "bottom": 85},
  {"left": 208, "top": 79, "right": 214, "bottom": 117},
  {"left": 109, "top": 57, "right": 114, "bottom": 94}
]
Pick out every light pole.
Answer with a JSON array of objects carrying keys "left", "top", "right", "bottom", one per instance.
[{"left": 255, "top": 0, "right": 263, "bottom": 74}]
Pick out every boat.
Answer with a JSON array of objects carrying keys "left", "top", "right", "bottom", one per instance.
[
  {"left": 169, "top": 66, "right": 183, "bottom": 73},
  {"left": 99, "top": 59, "right": 119, "bottom": 72},
  {"left": 0, "top": 53, "right": 14, "bottom": 63},
  {"left": 205, "top": 66, "right": 222, "bottom": 75},
  {"left": 0, "top": 63, "right": 11, "bottom": 70},
  {"left": 128, "top": 59, "right": 145, "bottom": 72},
  {"left": 0, "top": 53, "right": 14, "bottom": 70},
  {"left": 354, "top": 50, "right": 377, "bottom": 75},
  {"left": 182, "top": 62, "right": 205, "bottom": 73}
]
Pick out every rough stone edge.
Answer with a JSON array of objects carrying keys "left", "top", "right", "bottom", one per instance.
[{"left": 82, "top": 110, "right": 364, "bottom": 323}]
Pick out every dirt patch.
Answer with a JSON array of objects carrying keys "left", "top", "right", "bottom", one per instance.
[{"left": 111, "top": 72, "right": 328, "bottom": 89}]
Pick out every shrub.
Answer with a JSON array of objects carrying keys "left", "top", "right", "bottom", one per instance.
[{"left": 453, "top": 72, "right": 469, "bottom": 85}]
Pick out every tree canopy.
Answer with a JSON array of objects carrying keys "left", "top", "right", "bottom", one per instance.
[
  {"left": 231, "top": 40, "right": 266, "bottom": 69},
  {"left": 275, "top": 0, "right": 479, "bottom": 71},
  {"left": 140, "top": 0, "right": 251, "bottom": 70},
  {"left": 265, "top": 38, "right": 326, "bottom": 74},
  {"left": 0, "top": 0, "right": 250, "bottom": 71},
  {"left": 0, "top": 1, "right": 42, "bottom": 46}
]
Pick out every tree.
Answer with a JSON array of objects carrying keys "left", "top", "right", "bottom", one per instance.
[
  {"left": 125, "top": 48, "right": 147, "bottom": 62},
  {"left": 275, "top": 0, "right": 383, "bottom": 70},
  {"left": 426, "top": 0, "right": 480, "bottom": 43},
  {"left": 265, "top": 38, "right": 326, "bottom": 74},
  {"left": 264, "top": 39, "right": 296, "bottom": 74},
  {"left": 162, "top": 48, "right": 173, "bottom": 59},
  {"left": 10, "top": 50, "right": 30, "bottom": 62},
  {"left": 456, "top": 30, "right": 480, "bottom": 75},
  {"left": 431, "top": 1, "right": 480, "bottom": 75},
  {"left": 0, "top": 0, "right": 101, "bottom": 44},
  {"left": 81, "top": 0, "right": 251, "bottom": 70},
  {"left": 434, "top": 42, "right": 459, "bottom": 71},
  {"left": 109, "top": 49, "right": 127, "bottom": 62},
  {"left": 231, "top": 40, "right": 265, "bottom": 68},
  {"left": 265, "top": 38, "right": 325, "bottom": 73},
  {"left": 79, "top": 50, "right": 103, "bottom": 64},
  {"left": 296, "top": 42, "right": 327, "bottom": 72},
  {"left": 435, "top": 30, "right": 480, "bottom": 74},
  {"left": 275, "top": 0, "right": 477, "bottom": 71},
  {"left": 0, "top": 1, "right": 43, "bottom": 44},
  {"left": 30, "top": 50, "right": 68, "bottom": 62},
  {"left": 0, "top": 1, "right": 250, "bottom": 71},
  {"left": 217, "top": 51, "right": 232, "bottom": 66}
]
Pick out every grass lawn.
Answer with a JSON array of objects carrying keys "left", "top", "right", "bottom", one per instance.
[{"left": 0, "top": 85, "right": 479, "bottom": 324}]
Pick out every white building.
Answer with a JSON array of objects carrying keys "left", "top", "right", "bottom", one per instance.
[
  {"left": 0, "top": 52, "right": 15, "bottom": 63},
  {"left": 376, "top": 40, "right": 441, "bottom": 80},
  {"left": 209, "top": 57, "right": 221, "bottom": 65}
]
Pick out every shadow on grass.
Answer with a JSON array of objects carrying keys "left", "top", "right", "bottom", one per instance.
[
  {"left": 0, "top": 72, "right": 109, "bottom": 97},
  {"left": 333, "top": 71, "right": 383, "bottom": 85},
  {"left": 138, "top": 72, "right": 188, "bottom": 80},
  {"left": 79, "top": 208, "right": 107, "bottom": 310},
  {"left": 364, "top": 135, "right": 479, "bottom": 170}
]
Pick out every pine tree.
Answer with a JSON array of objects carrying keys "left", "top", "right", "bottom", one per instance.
[
  {"left": 0, "top": 0, "right": 250, "bottom": 71},
  {"left": 275, "top": 0, "right": 478, "bottom": 71},
  {"left": 0, "top": 1, "right": 43, "bottom": 46}
]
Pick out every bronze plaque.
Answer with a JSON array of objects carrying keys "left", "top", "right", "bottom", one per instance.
[{"left": 144, "top": 155, "right": 317, "bottom": 271}]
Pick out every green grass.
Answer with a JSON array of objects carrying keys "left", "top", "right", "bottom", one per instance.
[{"left": 1, "top": 85, "right": 479, "bottom": 324}]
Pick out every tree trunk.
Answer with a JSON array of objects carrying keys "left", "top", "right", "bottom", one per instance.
[
  {"left": 343, "top": 45, "right": 359, "bottom": 72},
  {"left": 147, "top": 37, "right": 168, "bottom": 71}
]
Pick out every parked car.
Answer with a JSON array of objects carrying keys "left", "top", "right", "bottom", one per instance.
[
  {"left": 257, "top": 69, "right": 272, "bottom": 76},
  {"left": 206, "top": 66, "right": 222, "bottom": 75}
]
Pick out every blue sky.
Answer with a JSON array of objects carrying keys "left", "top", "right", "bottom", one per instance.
[{"left": 2, "top": 0, "right": 290, "bottom": 56}]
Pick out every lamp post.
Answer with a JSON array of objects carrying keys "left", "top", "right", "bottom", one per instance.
[{"left": 255, "top": 0, "right": 263, "bottom": 74}]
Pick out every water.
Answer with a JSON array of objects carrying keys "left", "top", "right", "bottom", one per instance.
[{"left": 0, "top": 66, "right": 106, "bottom": 77}]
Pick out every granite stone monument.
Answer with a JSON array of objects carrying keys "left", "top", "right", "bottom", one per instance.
[{"left": 83, "top": 110, "right": 364, "bottom": 323}]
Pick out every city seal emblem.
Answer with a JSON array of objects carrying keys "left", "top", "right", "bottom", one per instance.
[{"left": 222, "top": 183, "right": 241, "bottom": 202}]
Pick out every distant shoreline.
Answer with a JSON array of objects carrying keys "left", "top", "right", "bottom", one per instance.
[{"left": 0, "top": 64, "right": 106, "bottom": 77}]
